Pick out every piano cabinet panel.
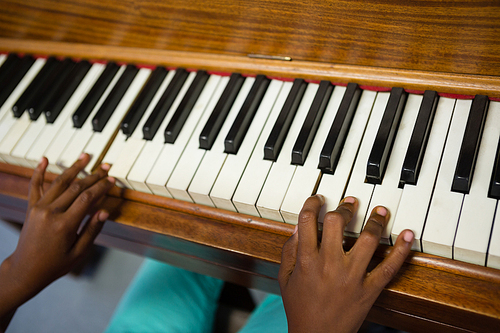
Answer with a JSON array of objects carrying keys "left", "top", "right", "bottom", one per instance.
[
  {"left": 1, "top": 162, "right": 500, "bottom": 333},
  {"left": 1, "top": 0, "right": 500, "bottom": 77}
]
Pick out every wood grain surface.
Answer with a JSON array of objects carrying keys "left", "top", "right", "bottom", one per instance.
[{"left": 1, "top": 0, "right": 500, "bottom": 77}]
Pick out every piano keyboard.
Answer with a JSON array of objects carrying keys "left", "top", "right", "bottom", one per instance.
[{"left": 0, "top": 53, "right": 499, "bottom": 269}]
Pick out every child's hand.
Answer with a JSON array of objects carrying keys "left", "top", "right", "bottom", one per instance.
[
  {"left": 279, "top": 195, "right": 414, "bottom": 333},
  {"left": 1, "top": 154, "right": 115, "bottom": 314}
]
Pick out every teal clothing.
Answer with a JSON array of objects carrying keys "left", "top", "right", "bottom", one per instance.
[{"left": 105, "top": 259, "right": 287, "bottom": 333}]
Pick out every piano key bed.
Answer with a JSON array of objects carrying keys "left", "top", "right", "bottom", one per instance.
[{"left": 1, "top": 46, "right": 500, "bottom": 332}]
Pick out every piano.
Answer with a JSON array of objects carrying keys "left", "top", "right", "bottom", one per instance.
[{"left": 0, "top": 0, "right": 500, "bottom": 331}]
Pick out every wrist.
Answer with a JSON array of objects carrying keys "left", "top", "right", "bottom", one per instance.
[{"left": 0, "top": 256, "right": 33, "bottom": 317}]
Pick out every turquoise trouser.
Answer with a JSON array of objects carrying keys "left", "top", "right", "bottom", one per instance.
[{"left": 105, "top": 259, "right": 288, "bottom": 332}]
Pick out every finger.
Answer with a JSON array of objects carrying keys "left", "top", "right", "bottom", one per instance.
[
  {"left": 28, "top": 157, "right": 48, "bottom": 210},
  {"left": 65, "top": 176, "right": 115, "bottom": 230},
  {"left": 72, "top": 210, "right": 109, "bottom": 259},
  {"left": 40, "top": 153, "right": 90, "bottom": 205},
  {"left": 348, "top": 206, "right": 389, "bottom": 271},
  {"left": 321, "top": 196, "right": 358, "bottom": 256},
  {"left": 365, "top": 229, "right": 414, "bottom": 293},
  {"left": 50, "top": 163, "right": 110, "bottom": 212},
  {"left": 297, "top": 194, "right": 324, "bottom": 257},
  {"left": 278, "top": 225, "right": 299, "bottom": 288}
]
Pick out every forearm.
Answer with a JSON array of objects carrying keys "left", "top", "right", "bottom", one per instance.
[{"left": 0, "top": 256, "right": 35, "bottom": 332}]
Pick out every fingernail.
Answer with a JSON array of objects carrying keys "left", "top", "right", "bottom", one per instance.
[
  {"left": 107, "top": 176, "right": 115, "bottom": 184},
  {"left": 98, "top": 210, "right": 109, "bottom": 222},
  {"left": 343, "top": 196, "right": 355, "bottom": 204},
  {"left": 403, "top": 230, "right": 414, "bottom": 243},
  {"left": 79, "top": 153, "right": 86, "bottom": 160},
  {"left": 376, "top": 206, "right": 388, "bottom": 217},
  {"left": 101, "top": 163, "right": 111, "bottom": 171},
  {"left": 38, "top": 157, "right": 44, "bottom": 167},
  {"left": 315, "top": 194, "right": 325, "bottom": 205},
  {"left": 293, "top": 225, "right": 298, "bottom": 234}
]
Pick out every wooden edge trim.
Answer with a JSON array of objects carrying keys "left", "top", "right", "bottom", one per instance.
[
  {"left": 2, "top": 162, "right": 500, "bottom": 284},
  {"left": 2, "top": 38, "right": 500, "bottom": 98},
  {"left": 0, "top": 162, "right": 292, "bottom": 236}
]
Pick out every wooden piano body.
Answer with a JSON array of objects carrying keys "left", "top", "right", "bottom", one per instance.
[{"left": 1, "top": 0, "right": 500, "bottom": 331}]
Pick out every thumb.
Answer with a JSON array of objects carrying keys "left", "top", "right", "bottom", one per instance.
[{"left": 278, "top": 225, "right": 299, "bottom": 287}]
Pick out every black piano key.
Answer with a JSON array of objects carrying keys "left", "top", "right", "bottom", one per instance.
[
  {"left": 488, "top": 136, "right": 500, "bottom": 200},
  {"left": 45, "top": 60, "right": 92, "bottom": 123},
  {"left": 199, "top": 73, "right": 244, "bottom": 150},
  {"left": 451, "top": 95, "right": 489, "bottom": 194},
  {"left": 121, "top": 66, "right": 168, "bottom": 137},
  {"left": 366, "top": 87, "right": 407, "bottom": 185},
  {"left": 92, "top": 64, "right": 139, "bottom": 132},
  {"left": 72, "top": 62, "right": 120, "bottom": 128},
  {"left": 318, "top": 83, "right": 361, "bottom": 174},
  {"left": 164, "top": 70, "right": 209, "bottom": 143},
  {"left": 291, "top": 80, "right": 333, "bottom": 165},
  {"left": 0, "top": 55, "right": 34, "bottom": 108},
  {"left": 0, "top": 54, "right": 21, "bottom": 90},
  {"left": 399, "top": 90, "right": 439, "bottom": 187},
  {"left": 224, "top": 74, "right": 270, "bottom": 154},
  {"left": 142, "top": 68, "right": 189, "bottom": 140},
  {"left": 263, "top": 78, "right": 307, "bottom": 161},
  {"left": 28, "top": 58, "right": 76, "bottom": 121},
  {"left": 12, "top": 56, "right": 59, "bottom": 118}
]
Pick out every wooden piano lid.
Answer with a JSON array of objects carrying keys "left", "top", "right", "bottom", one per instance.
[{"left": 1, "top": 0, "right": 500, "bottom": 97}]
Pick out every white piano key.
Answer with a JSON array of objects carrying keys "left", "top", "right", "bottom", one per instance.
[
  {"left": 57, "top": 65, "right": 126, "bottom": 172},
  {"left": 391, "top": 97, "right": 455, "bottom": 251},
  {"left": 82, "top": 68, "right": 151, "bottom": 174},
  {"left": 107, "top": 69, "right": 177, "bottom": 188},
  {"left": 166, "top": 76, "right": 230, "bottom": 202},
  {"left": 146, "top": 75, "right": 222, "bottom": 197},
  {"left": 422, "top": 99, "right": 472, "bottom": 258},
  {"left": 487, "top": 202, "right": 500, "bottom": 269},
  {"left": 344, "top": 92, "right": 389, "bottom": 236},
  {"left": 232, "top": 82, "right": 293, "bottom": 216},
  {"left": 38, "top": 64, "right": 105, "bottom": 173},
  {"left": 0, "top": 54, "right": 6, "bottom": 65},
  {"left": 280, "top": 85, "right": 346, "bottom": 224},
  {"left": 256, "top": 83, "right": 319, "bottom": 221},
  {"left": 454, "top": 101, "right": 500, "bottom": 265},
  {"left": 0, "top": 113, "right": 32, "bottom": 165},
  {"left": 188, "top": 77, "right": 256, "bottom": 206},
  {"left": 127, "top": 71, "right": 197, "bottom": 192},
  {"left": 0, "top": 58, "right": 46, "bottom": 144},
  {"left": 316, "top": 90, "right": 376, "bottom": 222},
  {"left": 8, "top": 112, "right": 47, "bottom": 167},
  {"left": 209, "top": 79, "right": 283, "bottom": 212},
  {"left": 365, "top": 94, "right": 422, "bottom": 244}
]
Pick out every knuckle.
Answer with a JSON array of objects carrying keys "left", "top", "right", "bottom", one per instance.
[
  {"left": 359, "top": 228, "right": 380, "bottom": 247},
  {"left": 382, "top": 263, "right": 397, "bottom": 281},
  {"left": 68, "top": 181, "right": 84, "bottom": 194},
  {"left": 298, "top": 209, "right": 317, "bottom": 224},
  {"left": 297, "top": 256, "right": 312, "bottom": 271},
  {"left": 34, "top": 206, "right": 52, "bottom": 221},
  {"left": 324, "top": 210, "right": 344, "bottom": 225},
  {"left": 336, "top": 205, "right": 354, "bottom": 221},
  {"left": 79, "top": 190, "right": 95, "bottom": 204},
  {"left": 53, "top": 175, "right": 70, "bottom": 188},
  {"left": 365, "top": 217, "right": 384, "bottom": 234}
]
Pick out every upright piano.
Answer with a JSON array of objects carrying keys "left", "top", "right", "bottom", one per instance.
[{"left": 1, "top": 1, "right": 500, "bottom": 331}]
